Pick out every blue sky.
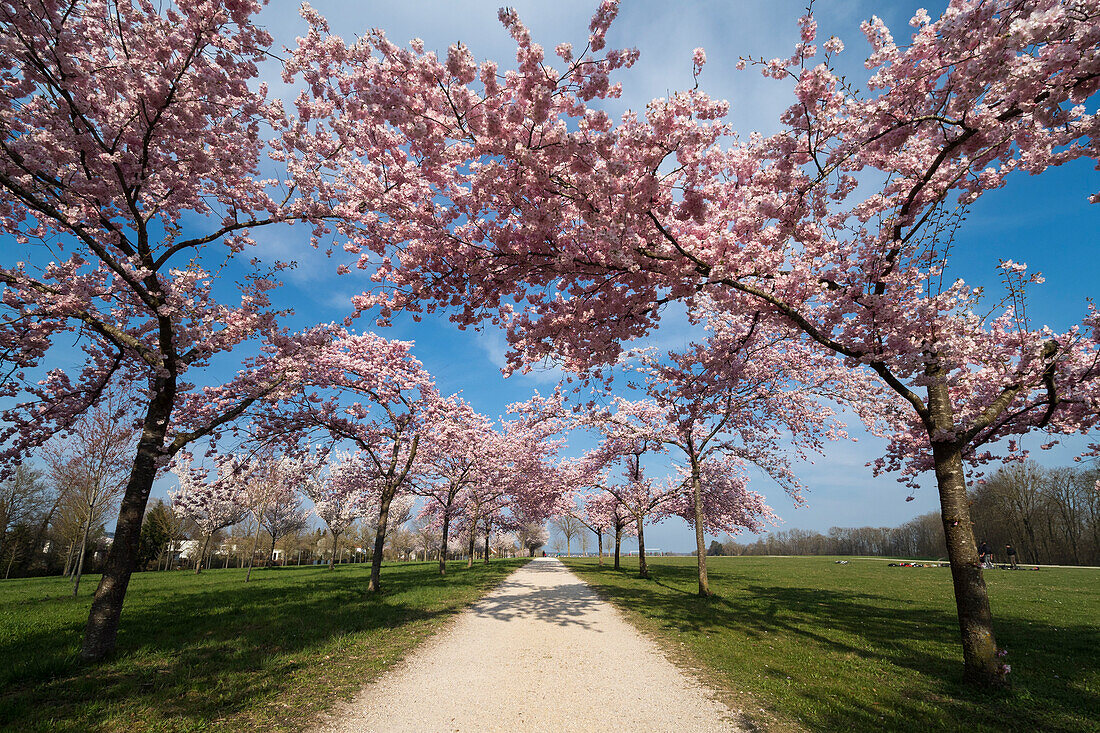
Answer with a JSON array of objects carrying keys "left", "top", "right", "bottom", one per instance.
[
  {"left": 7, "top": 1, "right": 1096, "bottom": 553},
  {"left": 227, "top": 1, "right": 1097, "bottom": 551}
]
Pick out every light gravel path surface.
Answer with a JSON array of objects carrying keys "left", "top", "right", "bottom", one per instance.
[{"left": 318, "top": 557, "right": 748, "bottom": 733}]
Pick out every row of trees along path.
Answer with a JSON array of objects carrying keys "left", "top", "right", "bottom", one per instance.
[{"left": 1, "top": 0, "right": 1098, "bottom": 691}]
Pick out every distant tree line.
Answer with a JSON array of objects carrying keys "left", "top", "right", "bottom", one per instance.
[{"left": 717, "top": 462, "right": 1100, "bottom": 566}]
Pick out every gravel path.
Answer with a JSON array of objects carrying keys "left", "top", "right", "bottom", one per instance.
[{"left": 318, "top": 557, "right": 748, "bottom": 732}]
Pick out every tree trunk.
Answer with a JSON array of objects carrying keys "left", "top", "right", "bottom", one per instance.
[
  {"left": 465, "top": 510, "right": 478, "bottom": 569},
  {"left": 636, "top": 517, "right": 649, "bottom": 579},
  {"left": 614, "top": 524, "right": 622, "bottom": 570},
  {"left": 269, "top": 532, "right": 278, "bottom": 566},
  {"left": 195, "top": 533, "right": 212, "bottom": 575},
  {"left": 81, "top": 390, "right": 173, "bottom": 661},
  {"left": 72, "top": 513, "right": 92, "bottom": 597},
  {"left": 484, "top": 532, "right": 490, "bottom": 565},
  {"left": 329, "top": 531, "right": 340, "bottom": 570},
  {"left": 927, "top": 380, "right": 1004, "bottom": 687},
  {"left": 4, "top": 548, "right": 16, "bottom": 579},
  {"left": 597, "top": 530, "right": 604, "bottom": 566},
  {"left": 63, "top": 541, "right": 75, "bottom": 578},
  {"left": 368, "top": 487, "right": 395, "bottom": 592},
  {"left": 438, "top": 513, "right": 450, "bottom": 576},
  {"left": 245, "top": 517, "right": 264, "bottom": 582},
  {"left": 692, "top": 465, "right": 711, "bottom": 596}
]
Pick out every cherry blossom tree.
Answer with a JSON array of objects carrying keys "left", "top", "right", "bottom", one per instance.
[
  {"left": 259, "top": 491, "right": 309, "bottom": 566},
  {"left": 586, "top": 439, "right": 674, "bottom": 580},
  {"left": 517, "top": 522, "right": 550, "bottom": 557},
  {"left": 574, "top": 509, "right": 606, "bottom": 565},
  {"left": 491, "top": 531, "right": 518, "bottom": 559},
  {"left": 306, "top": 451, "right": 373, "bottom": 570},
  {"left": 584, "top": 491, "right": 634, "bottom": 570},
  {"left": 0, "top": 0, "right": 421, "bottom": 661},
  {"left": 664, "top": 456, "right": 776, "bottom": 541},
  {"left": 318, "top": 1, "right": 1099, "bottom": 685},
  {"left": 169, "top": 453, "right": 248, "bottom": 574},
  {"left": 233, "top": 453, "right": 315, "bottom": 582},
  {"left": 251, "top": 330, "right": 439, "bottom": 592},
  {"left": 411, "top": 396, "right": 496, "bottom": 575},
  {"left": 421, "top": 394, "right": 569, "bottom": 568},
  {"left": 601, "top": 313, "right": 845, "bottom": 595}
]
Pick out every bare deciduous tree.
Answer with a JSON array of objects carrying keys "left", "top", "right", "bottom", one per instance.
[
  {"left": 43, "top": 396, "right": 135, "bottom": 595},
  {"left": 0, "top": 464, "right": 51, "bottom": 577},
  {"left": 552, "top": 516, "right": 583, "bottom": 557}
]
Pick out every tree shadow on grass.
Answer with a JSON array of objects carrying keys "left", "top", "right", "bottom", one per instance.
[
  {"left": 573, "top": 562, "right": 1099, "bottom": 733},
  {"left": 0, "top": 562, "right": 522, "bottom": 731}
]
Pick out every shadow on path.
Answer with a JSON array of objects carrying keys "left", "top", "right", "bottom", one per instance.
[{"left": 469, "top": 562, "right": 603, "bottom": 629}]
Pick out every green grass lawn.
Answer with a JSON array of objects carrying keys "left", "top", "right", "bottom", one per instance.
[
  {"left": 562, "top": 556, "right": 1099, "bottom": 733},
  {"left": 0, "top": 559, "right": 528, "bottom": 732}
]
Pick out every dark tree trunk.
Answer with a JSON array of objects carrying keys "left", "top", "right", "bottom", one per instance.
[
  {"left": 72, "top": 515, "right": 91, "bottom": 596},
  {"left": 466, "top": 511, "right": 478, "bottom": 569},
  {"left": 484, "top": 533, "right": 490, "bottom": 565},
  {"left": 368, "top": 487, "right": 395, "bottom": 592},
  {"left": 597, "top": 530, "right": 603, "bottom": 566},
  {"left": 195, "top": 533, "right": 212, "bottom": 575},
  {"left": 63, "top": 540, "right": 75, "bottom": 578},
  {"left": 438, "top": 512, "right": 450, "bottom": 576},
  {"left": 927, "top": 380, "right": 1004, "bottom": 687},
  {"left": 81, "top": 389, "right": 172, "bottom": 661},
  {"left": 636, "top": 517, "right": 649, "bottom": 579},
  {"left": 614, "top": 523, "right": 622, "bottom": 570},
  {"left": 692, "top": 465, "right": 711, "bottom": 596},
  {"left": 245, "top": 514, "right": 265, "bottom": 582}
]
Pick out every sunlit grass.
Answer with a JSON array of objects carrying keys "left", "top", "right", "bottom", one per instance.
[
  {"left": 0, "top": 560, "right": 528, "bottom": 732},
  {"left": 563, "top": 555, "right": 1099, "bottom": 733}
]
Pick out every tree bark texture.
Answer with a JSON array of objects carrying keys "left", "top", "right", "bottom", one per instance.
[
  {"left": 329, "top": 531, "right": 340, "bottom": 570},
  {"left": 692, "top": 466, "right": 711, "bottom": 596},
  {"left": 614, "top": 524, "right": 622, "bottom": 570},
  {"left": 465, "top": 511, "right": 478, "bottom": 569},
  {"left": 81, "top": 391, "right": 172, "bottom": 661},
  {"left": 438, "top": 513, "right": 450, "bottom": 576},
  {"left": 195, "top": 533, "right": 212, "bottom": 575},
  {"left": 72, "top": 513, "right": 92, "bottom": 597},
  {"left": 927, "top": 380, "right": 1005, "bottom": 687},
  {"left": 368, "top": 488, "right": 395, "bottom": 592},
  {"left": 636, "top": 518, "right": 649, "bottom": 579}
]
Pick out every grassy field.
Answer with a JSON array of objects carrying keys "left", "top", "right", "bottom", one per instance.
[
  {"left": 0, "top": 559, "right": 528, "bottom": 732},
  {"left": 563, "top": 556, "right": 1099, "bottom": 733}
]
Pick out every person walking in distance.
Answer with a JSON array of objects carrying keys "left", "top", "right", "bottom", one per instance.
[{"left": 1005, "top": 544, "right": 1018, "bottom": 570}]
